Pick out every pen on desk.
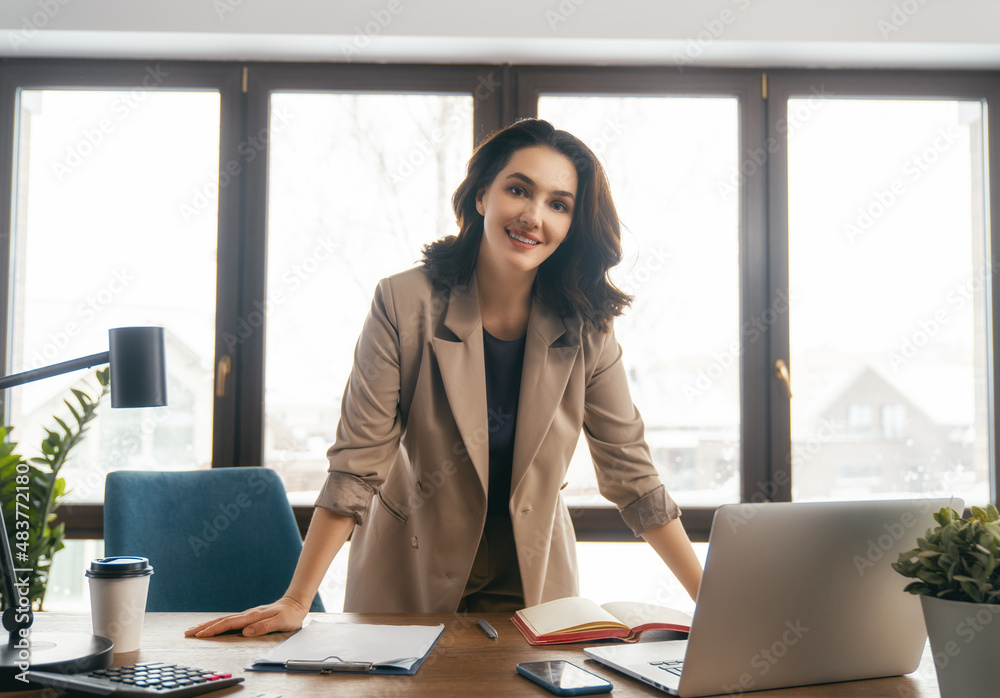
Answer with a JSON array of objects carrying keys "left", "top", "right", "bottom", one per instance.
[{"left": 478, "top": 618, "right": 498, "bottom": 639}]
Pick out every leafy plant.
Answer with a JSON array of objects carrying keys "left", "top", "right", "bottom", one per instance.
[
  {"left": 892, "top": 504, "right": 1000, "bottom": 605},
  {"left": 0, "top": 368, "right": 109, "bottom": 610}
]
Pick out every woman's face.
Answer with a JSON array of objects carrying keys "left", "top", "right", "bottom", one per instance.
[{"left": 475, "top": 146, "right": 578, "bottom": 278}]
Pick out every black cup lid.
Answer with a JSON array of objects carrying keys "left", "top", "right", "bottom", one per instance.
[{"left": 85, "top": 556, "right": 154, "bottom": 578}]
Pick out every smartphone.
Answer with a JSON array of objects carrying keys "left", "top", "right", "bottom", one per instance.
[{"left": 516, "top": 660, "right": 613, "bottom": 696}]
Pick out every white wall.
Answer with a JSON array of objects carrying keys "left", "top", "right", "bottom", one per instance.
[{"left": 1, "top": 0, "right": 999, "bottom": 68}]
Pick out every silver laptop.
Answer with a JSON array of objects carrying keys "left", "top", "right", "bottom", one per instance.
[{"left": 585, "top": 498, "right": 960, "bottom": 696}]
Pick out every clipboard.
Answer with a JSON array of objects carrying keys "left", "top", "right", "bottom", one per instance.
[{"left": 248, "top": 620, "right": 445, "bottom": 676}]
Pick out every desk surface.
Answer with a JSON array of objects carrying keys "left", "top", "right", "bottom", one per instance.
[{"left": 13, "top": 612, "right": 939, "bottom": 697}]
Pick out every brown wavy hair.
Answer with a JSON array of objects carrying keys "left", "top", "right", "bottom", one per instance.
[{"left": 421, "top": 118, "right": 631, "bottom": 332}]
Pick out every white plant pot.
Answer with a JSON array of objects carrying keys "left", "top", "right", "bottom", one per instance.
[{"left": 920, "top": 595, "right": 1000, "bottom": 698}]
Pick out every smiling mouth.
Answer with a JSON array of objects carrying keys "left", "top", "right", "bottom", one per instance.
[{"left": 507, "top": 230, "right": 540, "bottom": 246}]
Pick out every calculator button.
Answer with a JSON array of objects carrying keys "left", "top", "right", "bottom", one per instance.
[{"left": 28, "top": 662, "right": 244, "bottom": 696}]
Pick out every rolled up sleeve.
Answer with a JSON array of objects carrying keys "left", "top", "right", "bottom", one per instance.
[
  {"left": 618, "top": 484, "right": 681, "bottom": 537},
  {"left": 314, "top": 471, "right": 376, "bottom": 525},
  {"left": 314, "top": 277, "right": 404, "bottom": 525}
]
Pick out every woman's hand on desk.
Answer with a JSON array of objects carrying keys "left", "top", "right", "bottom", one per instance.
[{"left": 184, "top": 596, "right": 309, "bottom": 638}]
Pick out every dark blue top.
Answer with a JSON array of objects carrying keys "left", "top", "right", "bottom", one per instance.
[{"left": 483, "top": 328, "right": 526, "bottom": 519}]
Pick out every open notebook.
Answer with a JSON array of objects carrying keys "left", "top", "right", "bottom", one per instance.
[{"left": 513, "top": 596, "right": 691, "bottom": 644}]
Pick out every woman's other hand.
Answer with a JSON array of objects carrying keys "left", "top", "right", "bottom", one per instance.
[{"left": 184, "top": 596, "right": 309, "bottom": 638}]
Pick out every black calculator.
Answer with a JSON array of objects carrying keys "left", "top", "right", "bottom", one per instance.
[{"left": 25, "top": 662, "right": 244, "bottom": 696}]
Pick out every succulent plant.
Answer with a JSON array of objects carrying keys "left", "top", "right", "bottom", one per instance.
[{"left": 892, "top": 504, "right": 1000, "bottom": 605}]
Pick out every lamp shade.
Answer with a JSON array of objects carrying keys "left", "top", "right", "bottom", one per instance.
[{"left": 108, "top": 326, "right": 167, "bottom": 408}]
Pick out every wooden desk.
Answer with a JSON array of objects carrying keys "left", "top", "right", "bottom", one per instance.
[{"left": 11, "top": 613, "right": 940, "bottom": 697}]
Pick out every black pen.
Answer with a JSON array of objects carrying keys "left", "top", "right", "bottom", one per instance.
[{"left": 478, "top": 618, "right": 498, "bottom": 639}]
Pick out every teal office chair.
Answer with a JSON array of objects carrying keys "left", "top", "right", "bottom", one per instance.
[{"left": 104, "top": 467, "right": 324, "bottom": 612}]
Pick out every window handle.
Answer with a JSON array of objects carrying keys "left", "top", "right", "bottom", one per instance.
[
  {"left": 216, "top": 355, "right": 232, "bottom": 397},
  {"left": 774, "top": 359, "right": 793, "bottom": 398}
]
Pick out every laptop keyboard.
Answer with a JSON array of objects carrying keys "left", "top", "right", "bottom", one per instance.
[{"left": 650, "top": 659, "right": 685, "bottom": 677}]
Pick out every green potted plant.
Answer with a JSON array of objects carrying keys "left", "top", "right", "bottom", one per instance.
[
  {"left": 892, "top": 503, "right": 1000, "bottom": 698},
  {"left": 0, "top": 368, "right": 109, "bottom": 610}
]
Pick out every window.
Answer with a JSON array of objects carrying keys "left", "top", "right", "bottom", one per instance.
[
  {"left": 882, "top": 404, "right": 907, "bottom": 439},
  {"left": 847, "top": 405, "right": 874, "bottom": 435},
  {"left": 262, "top": 92, "right": 474, "bottom": 502},
  {"left": 781, "top": 88, "right": 991, "bottom": 504},
  {"left": 6, "top": 85, "right": 221, "bottom": 500},
  {"left": 1, "top": 63, "right": 997, "bottom": 548},
  {"left": 537, "top": 94, "right": 741, "bottom": 507}
]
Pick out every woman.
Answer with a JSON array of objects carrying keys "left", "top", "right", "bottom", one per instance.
[{"left": 188, "top": 118, "right": 702, "bottom": 638}]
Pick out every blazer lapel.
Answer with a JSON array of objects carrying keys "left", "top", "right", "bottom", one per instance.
[
  {"left": 431, "top": 277, "right": 490, "bottom": 495},
  {"left": 511, "top": 297, "right": 580, "bottom": 496}
]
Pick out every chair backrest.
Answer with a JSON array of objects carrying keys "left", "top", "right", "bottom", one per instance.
[{"left": 104, "top": 467, "right": 324, "bottom": 613}]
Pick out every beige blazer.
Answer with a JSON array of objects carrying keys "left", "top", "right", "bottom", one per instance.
[{"left": 316, "top": 266, "right": 678, "bottom": 612}]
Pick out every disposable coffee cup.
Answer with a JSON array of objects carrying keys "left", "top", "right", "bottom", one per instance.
[{"left": 86, "top": 556, "right": 154, "bottom": 653}]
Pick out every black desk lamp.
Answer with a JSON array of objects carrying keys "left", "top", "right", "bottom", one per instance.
[{"left": 0, "top": 326, "right": 167, "bottom": 689}]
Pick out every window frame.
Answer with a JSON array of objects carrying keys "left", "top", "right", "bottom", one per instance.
[
  {"left": 232, "top": 62, "right": 509, "bottom": 467},
  {"left": 765, "top": 69, "right": 1000, "bottom": 507},
  {"left": 0, "top": 61, "right": 996, "bottom": 544},
  {"left": 0, "top": 58, "right": 245, "bottom": 538},
  {"left": 514, "top": 67, "right": 769, "bottom": 538}
]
